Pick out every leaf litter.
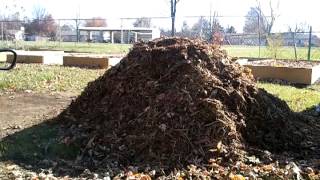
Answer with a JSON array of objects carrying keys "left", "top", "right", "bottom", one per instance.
[{"left": 55, "top": 37, "right": 320, "bottom": 179}]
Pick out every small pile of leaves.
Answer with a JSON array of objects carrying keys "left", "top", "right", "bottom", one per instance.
[{"left": 59, "top": 37, "right": 320, "bottom": 173}]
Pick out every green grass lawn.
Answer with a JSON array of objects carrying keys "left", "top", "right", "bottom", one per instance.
[
  {"left": 257, "top": 82, "right": 320, "bottom": 112},
  {"left": 0, "top": 64, "right": 105, "bottom": 93}
]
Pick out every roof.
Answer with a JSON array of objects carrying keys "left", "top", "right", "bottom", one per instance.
[{"left": 79, "top": 26, "right": 156, "bottom": 31}]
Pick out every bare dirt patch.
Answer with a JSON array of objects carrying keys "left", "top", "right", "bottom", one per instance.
[
  {"left": 0, "top": 92, "right": 76, "bottom": 138},
  {"left": 0, "top": 92, "right": 83, "bottom": 179}
]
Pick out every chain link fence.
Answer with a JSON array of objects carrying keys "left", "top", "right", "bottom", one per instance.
[{"left": 0, "top": 16, "right": 319, "bottom": 60}]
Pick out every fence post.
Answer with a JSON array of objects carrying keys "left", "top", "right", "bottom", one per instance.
[
  {"left": 292, "top": 31, "right": 297, "bottom": 60},
  {"left": 257, "top": 10, "right": 261, "bottom": 58},
  {"left": 58, "top": 19, "right": 61, "bottom": 46},
  {"left": 120, "top": 18, "right": 124, "bottom": 44},
  {"left": 307, "top": 26, "right": 312, "bottom": 61},
  {"left": 1, "top": 21, "right": 3, "bottom": 41},
  {"left": 76, "top": 19, "right": 80, "bottom": 43}
]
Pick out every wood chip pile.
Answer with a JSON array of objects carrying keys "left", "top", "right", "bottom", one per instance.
[{"left": 58, "top": 37, "right": 320, "bottom": 178}]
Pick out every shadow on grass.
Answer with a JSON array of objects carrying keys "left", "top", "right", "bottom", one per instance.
[
  {"left": 301, "top": 105, "right": 320, "bottom": 118},
  {"left": 0, "top": 120, "right": 82, "bottom": 177},
  {"left": 258, "top": 79, "right": 311, "bottom": 89}
]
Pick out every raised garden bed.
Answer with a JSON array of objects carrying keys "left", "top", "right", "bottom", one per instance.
[
  {"left": 7, "top": 54, "right": 43, "bottom": 64},
  {"left": 239, "top": 59, "right": 320, "bottom": 84},
  {"left": 63, "top": 54, "right": 109, "bottom": 69},
  {"left": 0, "top": 52, "right": 8, "bottom": 62},
  {"left": 6, "top": 51, "right": 65, "bottom": 65}
]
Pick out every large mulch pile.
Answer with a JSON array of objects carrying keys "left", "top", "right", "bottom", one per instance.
[{"left": 59, "top": 37, "right": 320, "bottom": 179}]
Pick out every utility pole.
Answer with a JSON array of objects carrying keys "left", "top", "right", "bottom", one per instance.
[
  {"left": 76, "top": 19, "right": 80, "bottom": 42},
  {"left": 76, "top": 3, "right": 80, "bottom": 43},
  {"left": 120, "top": 18, "right": 124, "bottom": 44},
  {"left": 58, "top": 19, "right": 61, "bottom": 46},
  {"left": 170, "top": 0, "right": 180, "bottom": 36}
]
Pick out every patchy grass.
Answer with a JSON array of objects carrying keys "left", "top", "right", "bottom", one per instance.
[
  {"left": 0, "top": 62, "right": 11, "bottom": 70},
  {"left": 309, "top": 84, "right": 320, "bottom": 92},
  {"left": 0, "top": 64, "right": 105, "bottom": 93},
  {"left": 257, "top": 82, "right": 320, "bottom": 112}
]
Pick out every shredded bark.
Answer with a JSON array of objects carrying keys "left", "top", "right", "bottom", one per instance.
[{"left": 58, "top": 37, "right": 320, "bottom": 173}]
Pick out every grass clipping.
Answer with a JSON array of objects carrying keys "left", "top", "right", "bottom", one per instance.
[{"left": 60, "top": 37, "right": 318, "bottom": 169}]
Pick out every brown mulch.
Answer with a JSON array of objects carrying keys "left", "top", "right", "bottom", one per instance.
[
  {"left": 57, "top": 37, "right": 320, "bottom": 179},
  {"left": 246, "top": 59, "right": 320, "bottom": 68}
]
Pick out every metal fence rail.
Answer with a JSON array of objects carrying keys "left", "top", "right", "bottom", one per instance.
[{"left": 0, "top": 16, "right": 319, "bottom": 60}]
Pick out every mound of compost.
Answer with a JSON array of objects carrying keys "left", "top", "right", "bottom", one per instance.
[{"left": 59, "top": 37, "right": 317, "bottom": 169}]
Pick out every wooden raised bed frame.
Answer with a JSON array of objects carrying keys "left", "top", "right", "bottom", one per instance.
[
  {"left": 7, "top": 54, "right": 43, "bottom": 64},
  {"left": 239, "top": 59, "right": 320, "bottom": 85},
  {"left": 63, "top": 55, "right": 109, "bottom": 69}
]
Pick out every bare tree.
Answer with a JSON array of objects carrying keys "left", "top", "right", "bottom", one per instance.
[
  {"left": 266, "top": 33, "right": 283, "bottom": 59},
  {"left": 61, "top": 24, "right": 74, "bottom": 32},
  {"left": 210, "top": 13, "right": 224, "bottom": 34},
  {"left": 288, "top": 23, "right": 309, "bottom": 60},
  {"left": 32, "top": 5, "right": 47, "bottom": 21},
  {"left": 170, "top": 0, "right": 180, "bottom": 36},
  {"left": 243, "top": 7, "right": 266, "bottom": 34},
  {"left": 24, "top": 6, "right": 57, "bottom": 40},
  {"left": 133, "top": 17, "right": 151, "bottom": 28},
  {"left": 0, "top": 0, "right": 26, "bottom": 21},
  {"left": 288, "top": 25, "right": 298, "bottom": 60},
  {"left": 0, "top": 1, "right": 26, "bottom": 40},
  {"left": 84, "top": 17, "right": 107, "bottom": 27},
  {"left": 189, "top": 17, "right": 223, "bottom": 41},
  {"left": 225, "top": 26, "right": 236, "bottom": 34},
  {"left": 178, "top": 21, "right": 192, "bottom": 37},
  {"left": 264, "top": 0, "right": 279, "bottom": 34},
  {"left": 289, "top": 22, "right": 309, "bottom": 33},
  {"left": 243, "top": 0, "right": 279, "bottom": 34}
]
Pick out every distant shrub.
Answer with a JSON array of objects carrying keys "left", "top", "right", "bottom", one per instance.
[{"left": 267, "top": 34, "right": 283, "bottom": 59}]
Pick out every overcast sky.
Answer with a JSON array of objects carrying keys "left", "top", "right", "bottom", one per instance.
[{"left": 2, "top": 0, "right": 320, "bottom": 32}]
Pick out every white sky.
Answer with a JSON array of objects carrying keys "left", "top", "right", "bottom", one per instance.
[{"left": 2, "top": 0, "right": 320, "bottom": 32}]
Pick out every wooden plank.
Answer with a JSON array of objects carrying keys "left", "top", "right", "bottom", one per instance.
[
  {"left": 7, "top": 54, "right": 43, "bottom": 64},
  {"left": 0, "top": 53, "right": 7, "bottom": 62},
  {"left": 63, "top": 55, "right": 108, "bottom": 69},
  {"left": 244, "top": 65, "right": 315, "bottom": 84}
]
